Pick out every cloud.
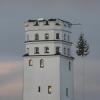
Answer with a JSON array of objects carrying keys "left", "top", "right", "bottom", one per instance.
[
  {"left": 0, "top": 61, "right": 23, "bottom": 75},
  {"left": 0, "top": 77, "right": 22, "bottom": 96},
  {"left": 0, "top": 60, "right": 23, "bottom": 100}
]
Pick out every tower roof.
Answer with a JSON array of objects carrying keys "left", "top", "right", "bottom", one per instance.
[{"left": 27, "top": 18, "right": 72, "bottom": 25}]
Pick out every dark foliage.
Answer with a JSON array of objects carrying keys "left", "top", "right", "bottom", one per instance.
[{"left": 76, "top": 33, "right": 89, "bottom": 56}]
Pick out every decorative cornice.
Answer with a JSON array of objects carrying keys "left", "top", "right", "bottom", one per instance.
[
  {"left": 24, "top": 40, "right": 73, "bottom": 45},
  {"left": 25, "top": 29, "right": 72, "bottom": 33},
  {"left": 23, "top": 53, "right": 74, "bottom": 60}
]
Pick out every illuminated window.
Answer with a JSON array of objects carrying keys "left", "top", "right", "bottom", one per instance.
[
  {"left": 40, "top": 59, "right": 44, "bottom": 68},
  {"left": 44, "top": 47, "right": 49, "bottom": 53},
  {"left": 56, "top": 33, "right": 60, "bottom": 39},
  {"left": 34, "top": 47, "right": 39, "bottom": 54},
  {"left": 66, "top": 88, "right": 68, "bottom": 96},
  {"left": 29, "top": 59, "right": 32, "bottom": 66},
  {"left": 45, "top": 34, "right": 49, "bottom": 39},
  {"left": 35, "top": 34, "right": 39, "bottom": 40},
  {"left": 48, "top": 86, "right": 52, "bottom": 94},
  {"left": 38, "top": 86, "right": 41, "bottom": 92}
]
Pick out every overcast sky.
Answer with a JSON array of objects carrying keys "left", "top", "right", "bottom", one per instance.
[{"left": 0, "top": 0, "right": 100, "bottom": 100}]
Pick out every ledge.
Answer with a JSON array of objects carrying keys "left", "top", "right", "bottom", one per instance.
[
  {"left": 24, "top": 40, "right": 73, "bottom": 45},
  {"left": 23, "top": 53, "right": 74, "bottom": 60}
]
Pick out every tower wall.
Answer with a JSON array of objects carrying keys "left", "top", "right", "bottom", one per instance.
[
  {"left": 23, "top": 56, "right": 60, "bottom": 100},
  {"left": 60, "top": 56, "right": 74, "bottom": 100},
  {"left": 23, "top": 18, "right": 74, "bottom": 100}
]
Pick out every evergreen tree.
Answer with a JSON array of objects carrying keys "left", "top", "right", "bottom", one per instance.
[{"left": 76, "top": 33, "right": 89, "bottom": 57}]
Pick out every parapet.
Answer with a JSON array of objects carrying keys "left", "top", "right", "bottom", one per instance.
[{"left": 24, "top": 18, "right": 72, "bottom": 32}]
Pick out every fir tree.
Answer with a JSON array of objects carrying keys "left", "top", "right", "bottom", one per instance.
[{"left": 76, "top": 33, "right": 89, "bottom": 57}]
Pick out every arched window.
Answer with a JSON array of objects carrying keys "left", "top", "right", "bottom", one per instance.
[
  {"left": 56, "top": 33, "right": 60, "bottom": 39},
  {"left": 44, "top": 20, "right": 49, "bottom": 25},
  {"left": 27, "top": 34, "right": 29, "bottom": 41},
  {"left": 55, "top": 19, "right": 60, "bottom": 25},
  {"left": 44, "top": 47, "right": 49, "bottom": 53},
  {"left": 69, "top": 61, "right": 71, "bottom": 71},
  {"left": 56, "top": 47, "right": 60, "bottom": 54},
  {"left": 34, "top": 21, "right": 39, "bottom": 26},
  {"left": 35, "top": 34, "right": 39, "bottom": 40},
  {"left": 64, "top": 47, "right": 66, "bottom": 55},
  {"left": 68, "top": 34, "right": 70, "bottom": 42},
  {"left": 26, "top": 48, "right": 29, "bottom": 54},
  {"left": 40, "top": 59, "right": 44, "bottom": 68},
  {"left": 67, "top": 48, "right": 70, "bottom": 56},
  {"left": 64, "top": 34, "right": 66, "bottom": 40},
  {"left": 34, "top": 47, "right": 39, "bottom": 54},
  {"left": 45, "top": 34, "right": 49, "bottom": 40},
  {"left": 29, "top": 59, "right": 32, "bottom": 66}
]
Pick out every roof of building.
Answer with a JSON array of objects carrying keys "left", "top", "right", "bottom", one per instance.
[{"left": 27, "top": 18, "right": 72, "bottom": 25}]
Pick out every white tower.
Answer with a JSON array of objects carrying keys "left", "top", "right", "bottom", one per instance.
[{"left": 23, "top": 18, "right": 74, "bottom": 100}]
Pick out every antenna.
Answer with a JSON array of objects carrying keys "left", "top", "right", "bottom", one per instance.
[{"left": 71, "top": 23, "right": 82, "bottom": 26}]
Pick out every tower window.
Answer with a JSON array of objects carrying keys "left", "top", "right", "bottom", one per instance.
[
  {"left": 55, "top": 23, "right": 60, "bottom": 25},
  {"left": 68, "top": 34, "right": 70, "bottom": 42},
  {"left": 67, "top": 48, "right": 70, "bottom": 56},
  {"left": 26, "top": 48, "right": 29, "bottom": 54},
  {"left": 56, "top": 47, "right": 60, "bottom": 54},
  {"left": 64, "top": 34, "right": 66, "bottom": 40},
  {"left": 45, "top": 34, "right": 49, "bottom": 40},
  {"left": 48, "top": 86, "right": 52, "bottom": 94},
  {"left": 55, "top": 19, "right": 60, "bottom": 25},
  {"left": 34, "top": 21, "right": 39, "bottom": 26},
  {"left": 66, "top": 88, "right": 68, "bottom": 96},
  {"left": 34, "top": 47, "right": 39, "bottom": 54},
  {"left": 27, "top": 34, "right": 29, "bottom": 41},
  {"left": 44, "top": 20, "right": 49, "bottom": 25},
  {"left": 69, "top": 61, "right": 71, "bottom": 71},
  {"left": 38, "top": 86, "right": 41, "bottom": 92},
  {"left": 25, "top": 24, "right": 29, "bottom": 27},
  {"left": 40, "top": 59, "right": 44, "bottom": 68},
  {"left": 44, "top": 47, "right": 49, "bottom": 53},
  {"left": 68, "top": 24, "right": 71, "bottom": 28},
  {"left": 35, "top": 34, "right": 39, "bottom": 40},
  {"left": 29, "top": 59, "right": 32, "bottom": 66},
  {"left": 64, "top": 47, "right": 66, "bottom": 55},
  {"left": 56, "top": 33, "right": 60, "bottom": 39}
]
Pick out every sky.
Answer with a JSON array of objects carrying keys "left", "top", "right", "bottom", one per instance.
[{"left": 0, "top": 0, "right": 100, "bottom": 100}]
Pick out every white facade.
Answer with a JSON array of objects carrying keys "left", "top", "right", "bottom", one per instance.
[{"left": 23, "top": 18, "right": 74, "bottom": 100}]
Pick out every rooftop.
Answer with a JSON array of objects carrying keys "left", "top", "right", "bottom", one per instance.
[{"left": 27, "top": 18, "right": 72, "bottom": 25}]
